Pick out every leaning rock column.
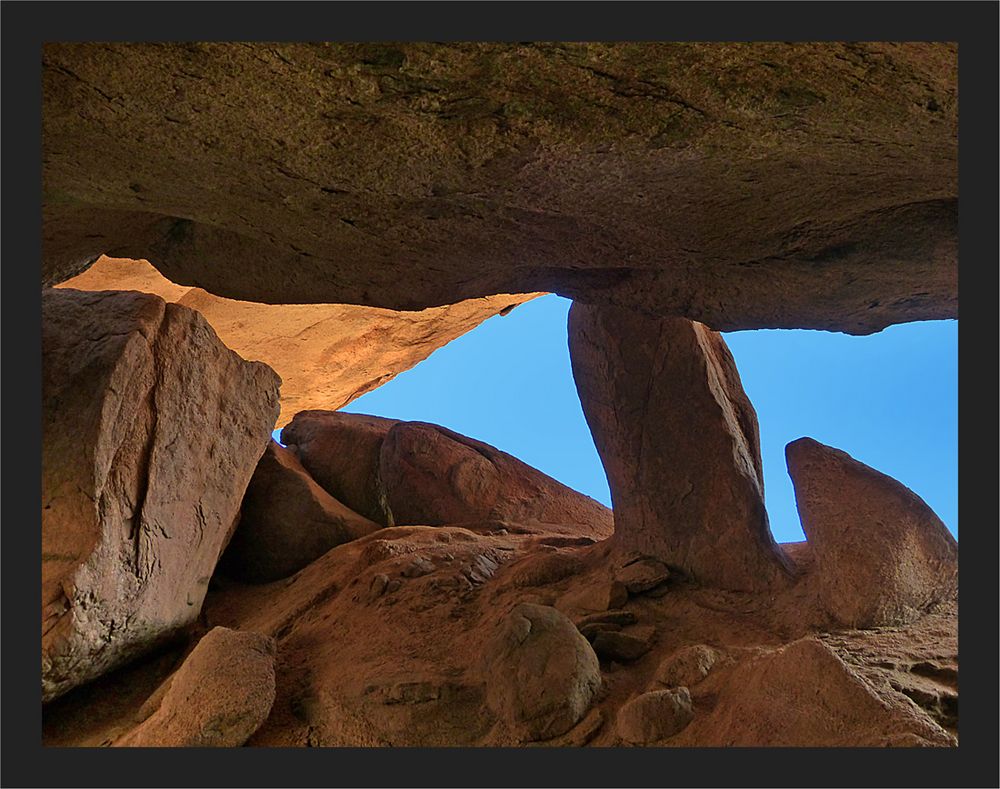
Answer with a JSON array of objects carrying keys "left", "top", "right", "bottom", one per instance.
[
  {"left": 42, "top": 289, "right": 281, "bottom": 701},
  {"left": 568, "top": 303, "right": 791, "bottom": 591}
]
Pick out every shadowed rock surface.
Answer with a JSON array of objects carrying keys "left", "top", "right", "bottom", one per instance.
[
  {"left": 116, "top": 627, "right": 276, "bottom": 747},
  {"left": 59, "top": 256, "right": 538, "bottom": 426},
  {"left": 568, "top": 303, "right": 793, "bottom": 591},
  {"left": 785, "top": 437, "right": 959, "bottom": 628},
  {"left": 218, "top": 441, "right": 380, "bottom": 584},
  {"left": 42, "top": 289, "right": 280, "bottom": 702},
  {"left": 43, "top": 43, "right": 955, "bottom": 334}
]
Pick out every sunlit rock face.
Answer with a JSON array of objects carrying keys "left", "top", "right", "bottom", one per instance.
[
  {"left": 44, "top": 42, "right": 955, "bottom": 333},
  {"left": 59, "top": 256, "right": 538, "bottom": 426},
  {"left": 42, "top": 288, "right": 280, "bottom": 702}
]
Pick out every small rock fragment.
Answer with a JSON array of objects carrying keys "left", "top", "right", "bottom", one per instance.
[
  {"left": 402, "top": 557, "right": 436, "bottom": 578},
  {"left": 592, "top": 629, "right": 654, "bottom": 663},
  {"left": 616, "top": 557, "right": 671, "bottom": 594},
  {"left": 616, "top": 688, "right": 694, "bottom": 744},
  {"left": 655, "top": 644, "right": 719, "bottom": 688},
  {"left": 578, "top": 622, "right": 623, "bottom": 642}
]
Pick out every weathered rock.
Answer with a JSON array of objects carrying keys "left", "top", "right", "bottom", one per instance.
[
  {"left": 58, "top": 256, "right": 538, "bottom": 426},
  {"left": 559, "top": 577, "right": 629, "bottom": 613},
  {"left": 655, "top": 645, "right": 719, "bottom": 688},
  {"left": 685, "top": 638, "right": 953, "bottom": 746},
  {"left": 218, "top": 441, "right": 380, "bottom": 583},
  {"left": 483, "top": 603, "right": 602, "bottom": 742},
  {"left": 576, "top": 610, "right": 638, "bottom": 629},
  {"left": 42, "top": 289, "right": 280, "bottom": 702},
  {"left": 568, "top": 304, "right": 793, "bottom": 591},
  {"left": 785, "top": 437, "right": 958, "bottom": 628},
  {"left": 615, "top": 556, "right": 671, "bottom": 594},
  {"left": 281, "top": 410, "right": 398, "bottom": 523},
  {"left": 43, "top": 43, "right": 956, "bottom": 334},
  {"left": 282, "top": 411, "right": 614, "bottom": 538},
  {"left": 591, "top": 628, "right": 655, "bottom": 663},
  {"left": 616, "top": 688, "right": 694, "bottom": 744},
  {"left": 117, "top": 627, "right": 276, "bottom": 747},
  {"left": 379, "top": 421, "right": 614, "bottom": 537},
  {"left": 578, "top": 622, "right": 622, "bottom": 642}
]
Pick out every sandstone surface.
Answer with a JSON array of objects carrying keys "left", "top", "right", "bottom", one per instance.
[
  {"left": 43, "top": 43, "right": 956, "bottom": 334},
  {"left": 117, "top": 627, "right": 276, "bottom": 747},
  {"left": 785, "top": 437, "right": 959, "bottom": 628},
  {"left": 218, "top": 440, "right": 380, "bottom": 583},
  {"left": 59, "top": 256, "right": 537, "bottom": 426},
  {"left": 569, "top": 303, "right": 793, "bottom": 591},
  {"left": 42, "top": 288, "right": 280, "bottom": 701}
]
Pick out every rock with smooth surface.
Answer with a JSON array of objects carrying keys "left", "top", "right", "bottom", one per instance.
[
  {"left": 615, "top": 557, "right": 671, "bottom": 594},
  {"left": 616, "top": 688, "right": 694, "bottom": 744},
  {"left": 591, "top": 629, "right": 655, "bottom": 663},
  {"left": 117, "top": 627, "right": 276, "bottom": 747},
  {"left": 569, "top": 303, "right": 793, "bottom": 591},
  {"left": 218, "top": 441, "right": 380, "bottom": 583},
  {"left": 281, "top": 411, "right": 399, "bottom": 523},
  {"left": 785, "top": 437, "right": 958, "bottom": 628},
  {"left": 380, "top": 421, "right": 613, "bottom": 537},
  {"left": 43, "top": 43, "right": 956, "bottom": 334},
  {"left": 282, "top": 412, "right": 613, "bottom": 538},
  {"left": 59, "top": 256, "right": 537, "bottom": 426},
  {"left": 483, "top": 603, "right": 602, "bottom": 742},
  {"left": 42, "top": 289, "right": 280, "bottom": 702}
]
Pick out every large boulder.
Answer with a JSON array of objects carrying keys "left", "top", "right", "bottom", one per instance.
[
  {"left": 281, "top": 411, "right": 613, "bottom": 538},
  {"left": 43, "top": 43, "right": 955, "bottom": 334},
  {"left": 218, "top": 441, "right": 380, "bottom": 583},
  {"left": 568, "top": 303, "right": 792, "bottom": 591},
  {"left": 117, "top": 627, "right": 276, "bottom": 747},
  {"left": 42, "top": 288, "right": 280, "bottom": 702},
  {"left": 379, "top": 421, "right": 614, "bottom": 536},
  {"left": 483, "top": 603, "right": 602, "bottom": 742},
  {"left": 281, "top": 411, "right": 399, "bottom": 523},
  {"left": 58, "top": 256, "right": 537, "bottom": 426},
  {"left": 785, "top": 437, "right": 958, "bottom": 628}
]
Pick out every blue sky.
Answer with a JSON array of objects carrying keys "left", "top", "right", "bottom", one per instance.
[{"left": 277, "top": 294, "right": 957, "bottom": 544}]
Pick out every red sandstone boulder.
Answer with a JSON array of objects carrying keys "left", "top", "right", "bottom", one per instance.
[
  {"left": 568, "top": 303, "right": 792, "bottom": 591},
  {"left": 785, "top": 437, "right": 958, "bottom": 628},
  {"left": 42, "top": 289, "right": 280, "bottom": 702},
  {"left": 380, "top": 421, "right": 613, "bottom": 538},
  {"left": 117, "top": 627, "right": 276, "bottom": 747},
  {"left": 483, "top": 603, "right": 602, "bottom": 743},
  {"left": 616, "top": 687, "right": 694, "bottom": 744},
  {"left": 281, "top": 411, "right": 613, "bottom": 539},
  {"left": 219, "top": 441, "right": 380, "bottom": 583}
]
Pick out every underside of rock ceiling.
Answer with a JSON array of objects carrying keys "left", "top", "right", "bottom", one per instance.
[{"left": 41, "top": 41, "right": 958, "bottom": 749}]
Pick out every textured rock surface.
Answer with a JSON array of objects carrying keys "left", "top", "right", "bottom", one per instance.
[
  {"left": 785, "top": 437, "right": 958, "bottom": 628},
  {"left": 281, "top": 411, "right": 614, "bottom": 538},
  {"left": 42, "top": 525, "right": 959, "bottom": 748},
  {"left": 218, "top": 441, "right": 380, "bottom": 583},
  {"left": 380, "top": 421, "right": 614, "bottom": 535},
  {"left": 616, "top": 688, "right": 694, "bottom": 744},
  {"left": 42, "top": 288, "right": 280, "bottom": 702},
  {"left": 43, "top": 43, "right": 956, "bottom": 333},
  {"left": 676, "top": 638, "right": 954, "bottom": 747},
  {"left": 569, "top": 303, "right": 793, "bottom": 591},
  {"left": 117, "top": 627, "right": 276, "bottom": 747},
  {"left": 58, "top": 256, "right": 537, "bottom": 426},
  {"left": 483, "top": 603, "right": 602, "bottom": 742},
  {"left": 655, "top": 645, "right": 719, "bottom": 688},
  {"left": 281, "top": 411, "right": 397, "bottom": 523}
]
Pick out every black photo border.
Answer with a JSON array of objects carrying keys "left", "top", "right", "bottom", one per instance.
[{"left": 2, "top": 2, "right": 997, "bottom": 787}]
